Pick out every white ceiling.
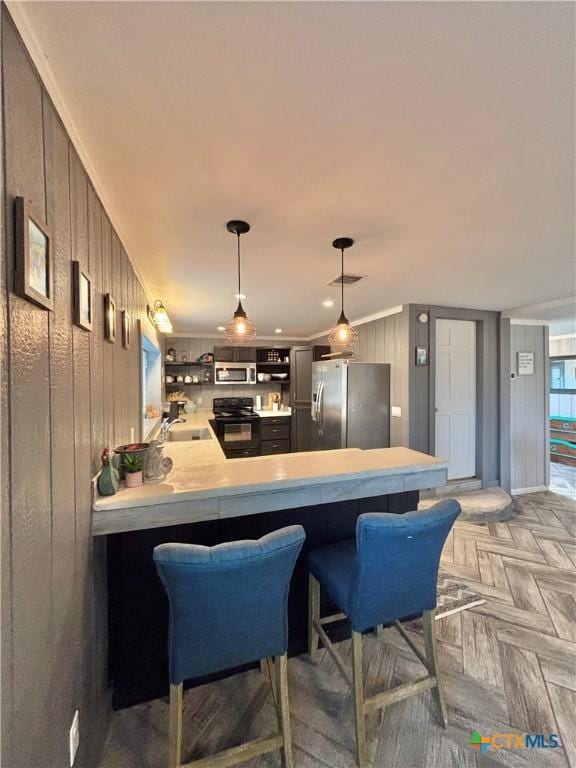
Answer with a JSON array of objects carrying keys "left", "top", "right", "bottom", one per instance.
[
  {"left": 13, "top": 1, "right": 575, "bottom": 337},
  {"left": 504, "top": 297, "right": 576, "bottom": 337}
]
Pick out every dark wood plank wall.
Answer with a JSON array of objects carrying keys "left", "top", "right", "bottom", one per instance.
[
  {"left": 0, "top": 10, "right": 12, "bottom": 766},
  {"left": 1, "top": 10, "right": 155, "bottom": 767}
]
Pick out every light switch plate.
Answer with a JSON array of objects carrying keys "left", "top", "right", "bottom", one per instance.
[
  {"left": 391, "top": 406, "right": 402, "bottom": 418},
  {"left": 69, "top": 710, "right": 79, "bottom": 766}
]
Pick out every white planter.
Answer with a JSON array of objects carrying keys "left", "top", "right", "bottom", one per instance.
[{"left": 125, "top": 471, "right": 143, "bottom": 488}]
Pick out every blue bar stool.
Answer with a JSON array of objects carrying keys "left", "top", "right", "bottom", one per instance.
[
  {"left": 154, "top": 525, "right": 305, "bottom": 768},
  {"left": 307, "top": 500, "right": 460, "bottom": 768}
]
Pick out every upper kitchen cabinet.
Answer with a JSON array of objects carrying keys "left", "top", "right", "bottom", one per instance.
[{"left": 214, "top": 345, "right": 257, "bottom": 362}]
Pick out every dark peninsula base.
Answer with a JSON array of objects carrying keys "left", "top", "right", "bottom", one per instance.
[{"left": 108, "top": 491, "right": 419, "bottom": 709}]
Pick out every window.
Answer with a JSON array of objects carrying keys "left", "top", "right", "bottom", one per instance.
[
  {"left": 142, "top": 348, "right": 149, "bottom": 418},
  {"left": 141, "top": 333, "right": 162, "bottom": 438},
  {"left": 550, "top": 356, "right": 576, "bottom": 394}
]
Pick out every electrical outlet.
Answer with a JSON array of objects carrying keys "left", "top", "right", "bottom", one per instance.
[
  {"left": 197, "top": 396, "right": 203, "bottom": 405},
  {"left": 391, "top": 406, "right": 402, "bottom": 418},
  {"left": 69, "top": 710, "right": 79, "bottom": 767}
]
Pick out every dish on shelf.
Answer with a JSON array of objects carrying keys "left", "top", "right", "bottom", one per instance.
[{"left": 271, "top": 373, "right": 288, "bottom": 380}]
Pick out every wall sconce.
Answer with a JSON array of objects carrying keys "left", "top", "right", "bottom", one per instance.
[{"left": 148, "top": 300, "right": 173, "bottom": 334}]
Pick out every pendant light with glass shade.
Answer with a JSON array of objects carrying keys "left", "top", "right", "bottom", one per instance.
[
  {"left": 224, "top": 220, "right": 257, "bottom": 344},
  {"left": 328, "top": 237, "right": 359, "bottom": 349}
]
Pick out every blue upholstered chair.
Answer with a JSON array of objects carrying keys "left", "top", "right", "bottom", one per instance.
[
  {"left": 307, "top": 500, "right": 461, "bottom": 768},
  {"left": 154, "top": 525, "right": 305, "bottom": 768}
]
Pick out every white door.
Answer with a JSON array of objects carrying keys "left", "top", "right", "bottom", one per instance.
[{"left": 435, "top": 319, "right": 476, "bottom": 480}]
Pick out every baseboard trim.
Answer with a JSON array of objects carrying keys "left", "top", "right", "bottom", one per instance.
[{"left": 511, "top": 485, "right": 548, "bottom": 496}]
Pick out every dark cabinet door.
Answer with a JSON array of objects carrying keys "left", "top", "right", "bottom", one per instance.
[
  {"left": 291, "top": 406, "right": 312, "bottom": 452},
  {"left": 235, "top": 347, "right": 257, "bottom": 362},
  {"left": 214, "top": 346, "right": 235, "bottom": 362},
  {"left": 261, "top": 422, "right": 291, "bottom": 441},
  {"left": 261, "top": 439, "right": 290, "bottom": 455},
  {"left": 313, "top": 345, "right": 331, "bottom": 361},
  {"left": 290, "top": 346, "right": 313, "bottom": 405}
]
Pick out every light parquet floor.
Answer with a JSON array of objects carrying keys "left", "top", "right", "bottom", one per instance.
[{"left": 99, "top": 490, "right": 576, "bottom": 768}]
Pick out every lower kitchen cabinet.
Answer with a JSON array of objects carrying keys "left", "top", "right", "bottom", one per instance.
[
  {"left": 260, "top": 415, "right": 291, "bottom": 454},
  {"left": 261, "top": 439, "right": 291, "bottom": 455}
]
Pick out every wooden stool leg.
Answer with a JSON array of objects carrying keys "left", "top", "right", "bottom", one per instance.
[
  {"left": 169, "top": 683, "right": 183, "bottom": 768},
  {"left": 308, "top": 574, "right": 320, "bottom": 655},
  {"left": 276, "top": 653, "right": 294, "bottom": 768},
  {"left": 422, "top": 609, "right": 448, "bottom": 728},
  {"left": 352, "top": 631, "right": 368, "bottom": 768}
]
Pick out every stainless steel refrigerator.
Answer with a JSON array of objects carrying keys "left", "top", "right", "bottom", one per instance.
[{"left": 310, "top": 360, "right": 390, "bottom": 450}]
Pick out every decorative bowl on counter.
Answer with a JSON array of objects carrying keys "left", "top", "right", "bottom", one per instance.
[{"left": 114, "top": 442, "right": 150, "bottom": 461}]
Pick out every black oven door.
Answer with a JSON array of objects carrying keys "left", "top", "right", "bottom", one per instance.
[{"left": 211, "top": 417, "right": 261, "bottom": 457}]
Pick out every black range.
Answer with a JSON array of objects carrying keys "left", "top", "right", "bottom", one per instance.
[{"left": 210, "top": 397, "right": 261, "bottom": 459}]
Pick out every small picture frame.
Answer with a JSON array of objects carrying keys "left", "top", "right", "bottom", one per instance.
[
  {"left": 415, "top": 346, "right": 428, "bottom": 366},
  {"left": 122, "top": 310, "right": 131, "bottom": 349},
  {"left": 14, "top": 196, "right": 53, "bottom": 311},
  {"left": 104, "top": 293, "right": 116, "bottom": 343},
  {"left": 72, "top": 261, "right": 92, "bottom": 331}
]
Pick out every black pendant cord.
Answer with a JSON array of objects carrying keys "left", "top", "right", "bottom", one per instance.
[
  {"left": 237, "top": 233, "right": 241, "bottom": 298},
  {"left": 341, "top": 247, "right": 345, "bottom": 318}
]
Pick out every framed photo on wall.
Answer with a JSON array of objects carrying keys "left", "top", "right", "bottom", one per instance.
[
  {"left": 122, "top": 310, "right": 131, "bottom": 349},
  {"left": 72, "top": 262, "right": 92, "bottom": 331},
  {"left": 104, "top": 293, "right": 116, "bottom": 343},
  {"left": 415, "top": 346, "right": 428, "bottom": 366},
  {"left": 14, "top": 196, "right": 53, "bottom": 311}
]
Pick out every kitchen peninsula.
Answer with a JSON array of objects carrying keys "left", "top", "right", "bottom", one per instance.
[{"left": 94, "top": 414, "right": 447, "bottom": 708}]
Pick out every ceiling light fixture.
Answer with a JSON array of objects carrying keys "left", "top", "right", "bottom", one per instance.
[
  {"left": 322, "top": 299, "right": 334, "bottom": 307},
  {"left": 148, "top": 300, "right": 173, "bottom": 334},
  {"left": 328, "top": 238, "right": 358, "bottom": 349},
  {"left": 217, "top": 326, "right": 225, "bottom": 332},
  {"left": 235, "top": 293, "right": 247, "bottom": 300},
  {"left": 224, "top": 220, "right": 256, "bottom": 344},
  {"left": 275, "top": 328, "right": 282, "bottom": 334}
]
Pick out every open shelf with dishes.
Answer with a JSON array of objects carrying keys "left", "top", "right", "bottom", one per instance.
[
  {"left": 255, "top": 347, "right": 291, "bottom": 386},
  {"left": 165, "top": 360, "right": 214, "bottom": 386}
]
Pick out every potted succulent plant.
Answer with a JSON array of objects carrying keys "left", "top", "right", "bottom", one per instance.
[{"left": 122, "top": 452, "right": 144, "bottom": 488}]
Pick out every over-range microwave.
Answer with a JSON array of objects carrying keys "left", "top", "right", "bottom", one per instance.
[{"left": 214, "top": 361, "right": 257, "bottom": 385}]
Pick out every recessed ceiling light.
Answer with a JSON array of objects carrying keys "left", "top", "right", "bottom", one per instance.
[
  {"left": 217, "top": 326, "right": 225, "bottom": 331},
  {"left": 275, "top": 328, "right": 283, "bottom": 334},
  {"left": 235, "top": 293, "right": 247, "bottom": 300},
  {"left": 323, "top": 299, "right": 334, "bottom": 307}
]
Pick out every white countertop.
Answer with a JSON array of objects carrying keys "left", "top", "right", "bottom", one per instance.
[
  {"left": 92, "top": 410, "right": 448, "bottom": 535},
  {"left": 256, "top": 408, "right": 292, "bottom": 418}
]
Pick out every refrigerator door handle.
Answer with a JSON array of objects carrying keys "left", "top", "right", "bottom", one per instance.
[
  {"left": 317, "top": 381, "right": 325, "bottom": 432},
  {"left": 311, "top": 381, "right": 322, "bottom": 422}
]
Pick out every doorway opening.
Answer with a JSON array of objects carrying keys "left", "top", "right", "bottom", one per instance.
[{"left": 549, "top": 353, "right": 576, "bottom": 498}]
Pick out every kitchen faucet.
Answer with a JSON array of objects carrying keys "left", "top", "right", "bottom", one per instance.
[{"left": 159, "top": 417, "right": 184, "bottom": 442}]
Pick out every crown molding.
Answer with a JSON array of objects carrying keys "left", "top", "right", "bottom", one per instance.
[
  {"left": 509, "top": 318, "right": 550, "bottom": 326},
  {"left": 5, "top": 1, "right": 155, "bottom": 306},
  {"left": 166, "top": 332, "right": 310, "bottom": 342},
  {"left": 308, "top": 305, "right": 404, "bottom": 340}
]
